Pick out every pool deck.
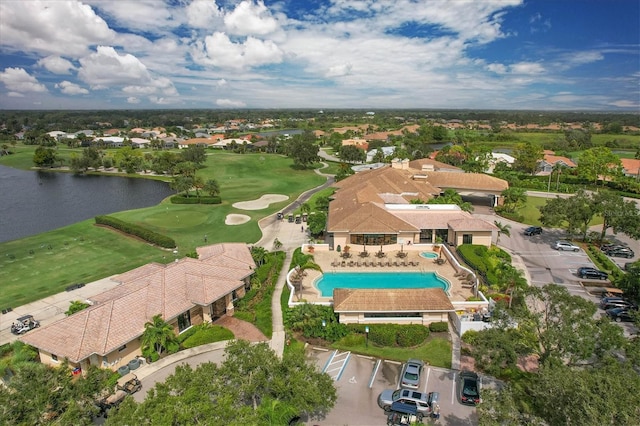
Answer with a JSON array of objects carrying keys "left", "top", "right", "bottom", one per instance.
[{"left": 291, "top": 249, "right": 475, "bottom": 304}]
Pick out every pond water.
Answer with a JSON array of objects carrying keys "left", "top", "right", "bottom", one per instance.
[{"left": 0, "top": 165, "right": 173, "bottom": 243}]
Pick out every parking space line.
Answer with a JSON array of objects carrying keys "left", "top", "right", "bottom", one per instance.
[
  {"left": 322, "top": 350, "right": 351, "bottom": 381},
  {"left": 322, "top": 350, "right": 338, "bottom": 374},
  {"left": 423, "top": 367, "right": 431, "bottom": 394},
  {"left": 451, "top": 371, "right": 456, "bottom": 404},
  {"left": 369, "top": 359, "right": 381, "bottom": 388},
  {"left": 335, "top": 352, "right": 351, "bottom": 381}
]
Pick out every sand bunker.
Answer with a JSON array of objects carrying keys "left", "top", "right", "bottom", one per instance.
[
  {"left": 225, "top": 214, "right": 251, "bottom": 225},
  {"left": 232, "top": 194, "right": 289, "bottom": 210}
]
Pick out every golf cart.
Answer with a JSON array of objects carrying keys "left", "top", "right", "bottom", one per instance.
[
  {"left": 95, "top": 373, "right": 142, "bottom": 418},
  {"left": 10, "top": 314, "right": 40, "bottom": 335},
  {"left": 387, "top": 401, "right": 421, "bottom": 425}
]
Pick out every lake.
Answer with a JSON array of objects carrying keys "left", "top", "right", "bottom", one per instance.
[{"left": 0, "top": 165, "right": 173, "bottom": 243}]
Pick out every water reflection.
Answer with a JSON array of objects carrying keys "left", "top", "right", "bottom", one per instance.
[{"left": 0, "top": 165, "right": 173, "bottom": 243}]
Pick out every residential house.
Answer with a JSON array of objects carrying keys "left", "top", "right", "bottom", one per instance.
[
  {"left": 621, "top": 158, "right": 640, "bottom": 180},
  {"left": 341, "top": 138, "right": 369, "bottom": 151},
  {"left": 366, "top": 146, "right": 396, "bottom": 163},
  {"left": 21, "top": 243, "right": 255, "bottom": 373},
  {"left": 537, "top": 150, "right": 576, "bottom": 174}
]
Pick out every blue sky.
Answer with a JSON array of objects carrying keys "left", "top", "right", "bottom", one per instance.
[{"left": 0, "top": 0, "right": 638, "bottom": 110}]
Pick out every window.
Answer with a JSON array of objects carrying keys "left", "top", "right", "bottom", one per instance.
[
  {"left": 118, "top": 344, "right": 127, "bottom": 352},
  {"left": 51, "top": 354, "right": 58, "bottom": 362},
  {"left": 363, "top": 312, "right": 421, "bottom": 318},
  {"left": 350, "top": 234, "right": 397, "bottom": 246},
  {"left": 463, "top": 234, "right": 473, "bottom": 244},
  {"left": 232, "top": 290, "right": 239, "bottom": 302},
  {"left": 177, "top": 310, "right": 191, "bottom": 332}
]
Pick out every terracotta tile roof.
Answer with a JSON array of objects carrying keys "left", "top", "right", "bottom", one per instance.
[
  {"left": 448, "top": 218, "right": 498, "bottom": 231},
  {"left": 409, "top": 158, "right": 463, "bottom": 172},
  {"left": 21, "top": 243, "right": 255, "bottom": 363},
  {"left": 333, "top": 288, "right": 454, "bottom": 312},
  {"left": 621, "top": 158, "right": 640, "bottom": 175},
  {"left": 393, "top": 209, "right": 475, "bottom": 229},
  {"left": 542, "top": 154, "right": 576, "bottom": 168},
  {"left": 424, "top": 171, "right": 509, "bottom": 192}
]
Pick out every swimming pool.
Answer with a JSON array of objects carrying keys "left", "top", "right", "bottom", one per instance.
[
  {"left": 315, "top": 272, "right": 450, "bottom": 297},
  {"left": 420, "top": 251, "right": 438, "bottom": 259}
]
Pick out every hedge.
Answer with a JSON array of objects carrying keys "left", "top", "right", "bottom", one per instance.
[
  {"left": 457, "top": 244, "right": 511, "bottom": 288},
  {"left": 365, "top": 324, "right": 430, "bottom": 348},
  {"left": 170, "top": 195, "right": 221, "bottom": 204},
  {"left": 95, "top": 215, "right": 176, "bottom": 248},
  {"left": 429, "top": 321, "right": 449, "bottom": 333}
]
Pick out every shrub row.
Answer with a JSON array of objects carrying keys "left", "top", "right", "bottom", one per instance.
[
  {"left": 587, "top": 245, "right": 623, "bottom": 280},
  {"left": 95, "top": 215, "right": 176, "bottom": 248},
  {"left": 457, "top": 244, "right": 512, "bottom": 288},
  {"left": 346, "top": 324, "right": 429, "bottom": 348},
  {"left": 428, "top": 321, "right": 449, "bottom": 333},
  {"left": 170, "top": 195, "right": 221, "bottom": 204}
]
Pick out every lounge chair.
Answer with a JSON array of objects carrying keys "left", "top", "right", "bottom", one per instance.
[
  {"left": 357, "top": 261, "right": 362, "bottom": 267},
  {"left": 401, "top": 261, "right": 407, "bottom": 267},
  {"left": 341, "top": 260, "right": 346, "bottom": 267},
  {"left": 378, "top": 261, "right": 383, "bottom": 267},
  {"left": 393, "top": 261, "right": 399, "bottom": 267},
  {"left": 348, "top": 260, "right": 354, "bottom": 267}
]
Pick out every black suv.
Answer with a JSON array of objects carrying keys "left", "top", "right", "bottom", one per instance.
[
  {"left": 604, "top": 246, "right": 635, "bottom": 258},
  {"left": 523, "top": 226, "right": 542, "bottom": 236},
  {"left": 577, "top": 267, "right": 608, "bottom": 280}
]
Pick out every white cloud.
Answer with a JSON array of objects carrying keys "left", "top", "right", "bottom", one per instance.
[
  {"left": 0, "top": 0, "right": 114, "bottom": 56},
  {"left": 224, "top": 1, "right": 279, "bottom": 36},
  {"left": 510, "top": 62, "right": 545, "bottom": 75},
  {"left": 55, "top": 81, "right": 89, "bottom": 95},
  {"left": 607, "top": 99, "right": 639, "bottom": 108},
  {"left": 37, "top": 56, "right": 76, "bottom": 74},
  {"left": 127, "top": 96, "right": 140, "bottom": 104},
  {"left": 187, "top": 0, "right": 223, "bottom": 28},
  {"left": 7, "top": 92, "right": 24, "bottom": 97},
  {"left": 192, "top": 32, "right": 283, "bottom": 69},
  {"left": 0, "top": 67, "right": 48, "bottom": 93},
  {"left": 216, "top": 98, "right": 246, "bottom": 107},
  {"left": 84, "top": 0, "right": 177, "bottom": 33},
  {"left": 326, "top": 63, "right": 353, "bottom": 78},
  {"left": 78, "top": 46, "right": 177, "bottom": 96}
]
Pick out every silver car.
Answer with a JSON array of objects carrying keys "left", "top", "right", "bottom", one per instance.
[
  {"left": 553, "top": 240, "right": 580, "bottom": 252},
  {"left": 400, "top": 359, "right": 424, "bottom": 389},
  {"left": 378, "top": 388, "right": 439, "bottom": 419}
]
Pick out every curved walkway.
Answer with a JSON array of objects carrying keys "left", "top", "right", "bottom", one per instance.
[{"left": 213, "top": 316, "right": 267, "bottom": 342}]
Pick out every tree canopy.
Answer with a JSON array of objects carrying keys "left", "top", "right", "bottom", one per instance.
[{"left": 105, "top": 340, "right": 337, "bottom": 425}]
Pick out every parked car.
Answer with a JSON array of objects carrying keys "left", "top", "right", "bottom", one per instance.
[
  {"left": 606, "top": 307, "right": 636, "bottom": 323},
  {"left": 603, "top": 246, "right": 635, "bottom": 258},
  {"left": 523, "top": 226, "right": 543, "bottom": 236},
  {"left": 400, "top": 359, "right": 424, "bottom": 389},
  {"left": 553, "top": 240, "right": 580, "bottom": 252},
  {"left": 378, "top": 388, "right": 436, "bottom": 417},
  {"left": 95, "top": 373, "right": 142, "bottom": 418},
  {"left": 10, "top": 314, "right": 40, "bottom": 335},
  {"left": 600, "top": 298, "right": 636, "bottom": 311},
  {"left": 458, "top": 371, "right": 481, "bottom": 406},
  {"left": 599, "top": 296, "right": 626, "bottom": 307},
  {"left": 577, "top": 267, "right": 608, "bottom": 280},
  {"left": 600, "top": 243, "right": 627, "bottom": 251}
]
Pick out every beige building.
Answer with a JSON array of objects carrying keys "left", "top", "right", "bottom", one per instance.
[
  {"left": 21, "top": 243, "right": 255, "bottom": 373},
  {"left": 326, "top": 161, "right": 505, "bottom": 251}
]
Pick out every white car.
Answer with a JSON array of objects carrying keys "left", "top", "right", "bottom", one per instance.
[{"left": 553, "top": 240, "right": 580, "bottom": 252}]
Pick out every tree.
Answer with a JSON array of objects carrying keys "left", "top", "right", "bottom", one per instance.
[
  {"left": 105, "top": 341, "right": 336, "bottom": 424},
  {"left": 65, "top": 300, "right": 90, "bottom": 316},
  {"left": 141, "top": 314, "right": 179, "bottom": 357},
  {"left": 0, "top": 361, "right": 112, "bottom": 425},
  {"left": 250, "top": 246, "right": 268, "bottom": 266},
  {"left": 500, "top": 187, "right": 527, "bottom": 213},
  {"left": 170, "top": 175, "right": 193, "bottom": 196},
  {"left": 33, "top": 146, "right": 57, "bottom": 167},
  {"left": 577, "top": 147, "right": 621, "bottom": 185},
  {"left": 307, "top": 211, "right": 327, "bottom": 236},
  {"left": 522, "top": 284, "right": 626, "bottom": 366},
  {"left": 494, "top": 221, "right": 511, "bottom": 245},
  {"left": 288, "top": 139, "right": 319, "bottom": 168},
  {"left": 512, "top": 142, "right": 543, "bottom": 175},
  {"left": 181, "top": 145, "right": 206, "bottom": 167},
  {"left": 427, "top": 188, "right": 473, "bottom": 212},
  {"left": 203, "top": 178, "right": 220, "bottom": 197},
  {"left": 615, "top": 265, "right": 640, "bottom": 306},
  {"left": 538, "top": 190, "right": 597, "bottom": 240},
  {"left": 335, "top": 162, "right": 355, "bottom": 181},
  {"left": 593, "top": 191, "right": 640, "bottom": 242},
  {"left": 338, "top": 145, "right": 366, "bottom": 163}
]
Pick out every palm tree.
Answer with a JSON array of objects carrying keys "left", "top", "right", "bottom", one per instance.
[
  {"left": 300, "top": 202, "right": 311, "bottom": 215},
  {"left": 250, "top": 246, "right": 268, "bottom": 266},
  {"left": 203, "top": 179, "right": 220, "bottom": 197},
  {"left": 494, "top": 221, "right": 511, "bottom": 245},
  {"left": 141, "top": 314, "right": 178, "bottom": 356}
]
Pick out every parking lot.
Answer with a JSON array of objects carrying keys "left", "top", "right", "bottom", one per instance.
[{"left": 305, "top": 347, "right": 478, "bottom": 425}]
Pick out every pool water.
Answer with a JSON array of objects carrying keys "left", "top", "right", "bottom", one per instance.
[
  {"left": 420, "top": 252, "right": 439, "bottom": 259},
  {"left": 316, "top": 272, "right": 449, "bottom": 297}
]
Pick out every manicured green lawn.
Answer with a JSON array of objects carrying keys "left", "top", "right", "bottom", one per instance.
[
  {"left": 0, "top": 221, "right": 168, "bottom": 308},
  {"left": 332, "top": 335, "right": 452, "bottom": 369},
  {"left": 516, "top": 196, "right": 604, "bottom": 227},
  {"left": 0, "top": 151, "right": 324, "bottom": 308}
]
